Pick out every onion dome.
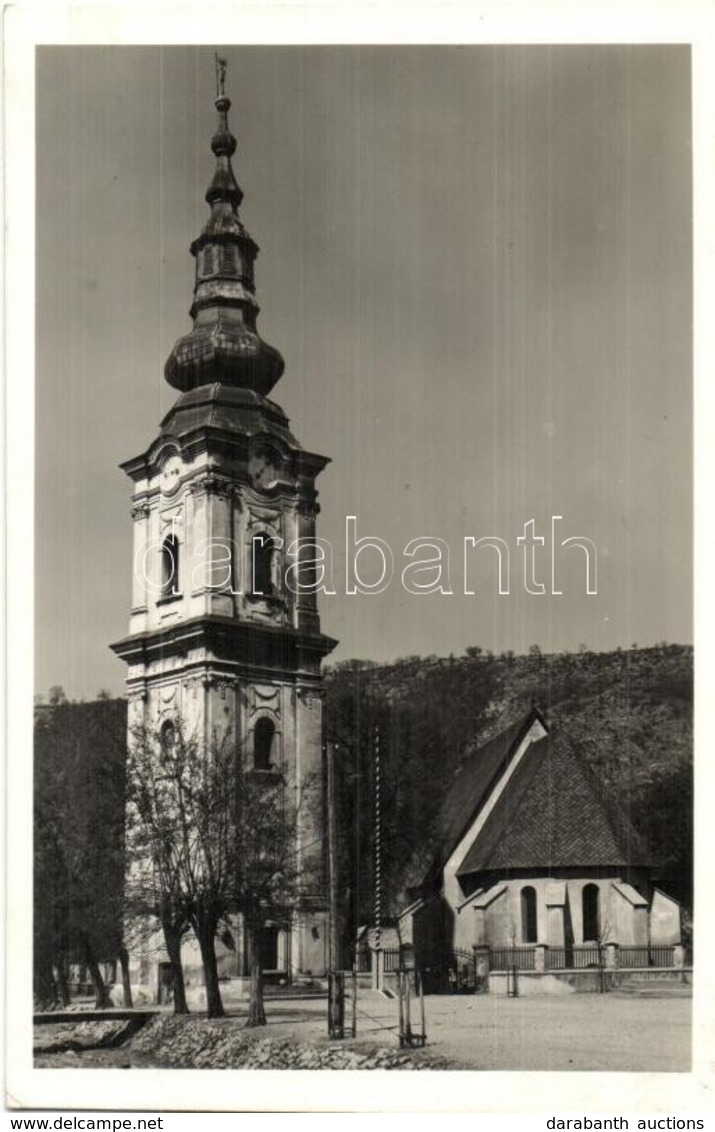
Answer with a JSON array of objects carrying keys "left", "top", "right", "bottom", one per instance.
[{"left": 165, "top": 63, "right": 284, "bottom": 397}]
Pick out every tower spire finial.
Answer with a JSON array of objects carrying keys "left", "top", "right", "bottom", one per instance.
[
  {"left": 163, "top": 55, "right": 285, "bottom": 396},
  {"left": 215, "top": 52, "right": 227, "bottom": 100}
]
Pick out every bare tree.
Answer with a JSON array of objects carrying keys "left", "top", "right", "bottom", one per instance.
[
  {"left": 234, "top": 765, "right": 319, "bottom": 1028},
  {"left": 126, "top": 718, "right": 316, "bottom": 1024},
  {"left": 127, "top": 721, "right": 219, "bottom": 1014}
]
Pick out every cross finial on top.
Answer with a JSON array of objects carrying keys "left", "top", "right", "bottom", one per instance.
[{"left": 215, "top": 53, "right": 227, "bottom": 99}]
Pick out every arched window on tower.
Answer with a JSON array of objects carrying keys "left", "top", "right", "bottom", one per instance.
[
  {"left": 254, "top": 717, "right": 275, "bottom": 771},
  {"left": 160, "top": 719, "right": 176, "bottom": 755},
  {"left": 160, "top": 534, "right": 180, "bottom": 598},
  {"left": 521, "top": 885, "right": 538, "bottom": 944},
  {"left": 251, "top": 534, "right": 276, "bottom": 597},
  {"left": 582, "top": 884, "right": 600, "bottom": 942}
]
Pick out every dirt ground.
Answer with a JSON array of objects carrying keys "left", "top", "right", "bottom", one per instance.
[
  {"left": 245, "top": 988, "right": 692, "bottom": 1072},
  {"left": 35, "top": 985, "right": 692, "bottom": 1072}
]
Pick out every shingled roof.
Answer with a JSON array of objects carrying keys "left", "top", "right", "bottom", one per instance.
[
  {"left": 456, "top": 729, "right": 651, "bottom": 876},
  {"left": 419, "top": 707, "right": 546, "bottom": 888}
]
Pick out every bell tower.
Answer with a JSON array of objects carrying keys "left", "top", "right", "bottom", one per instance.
[{"left": 111, "top": 61, "right": 336, "bottom": 980}]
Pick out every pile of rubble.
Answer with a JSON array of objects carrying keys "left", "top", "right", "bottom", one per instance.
[
  {"left": 34, "top": 1020, "right": 135, "bottom": 1054},
  {"left": 131, "top": 1016, "right": 437, "bottom": 1070}
]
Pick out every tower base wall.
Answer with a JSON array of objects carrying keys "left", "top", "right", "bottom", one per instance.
[{"left": 122, "top": 906, "right": 329, "bottom": 1006}]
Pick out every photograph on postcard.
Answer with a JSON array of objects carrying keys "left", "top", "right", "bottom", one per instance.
[{"left": 31, "top": 43, "right": 692, "bottom": 1079}]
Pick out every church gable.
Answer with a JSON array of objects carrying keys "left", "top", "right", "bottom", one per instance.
[
  {"left": 420, "top": 708, "right": 547, "bottom": 888},
  {"left": 456, "top": 731, "right": 649, "bottom": 876}
]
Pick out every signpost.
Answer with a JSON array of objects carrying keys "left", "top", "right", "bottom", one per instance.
[{"left": 397, "top": 943, "right": 426, "bottom": 1048}]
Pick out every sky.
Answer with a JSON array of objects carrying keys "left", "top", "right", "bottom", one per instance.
[{"left": 35, "top": 44, "right": 692, "bottom": 700}]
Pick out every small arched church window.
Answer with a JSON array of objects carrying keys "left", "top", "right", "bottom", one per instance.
[
  {"left": 160, "top": 534, "right": 180, "bottom": 598},
  {"left": 521, "top": 885, "right": 538, "bottom": 943},
  {"left": 582, "top": 884, "right": 600, "bottom": 942},
  {"left": 254, "top": 717, "right": 275, "bottom": 770},
  {"left": 252, "top": 534, "right": 275, "bottom": 597}
]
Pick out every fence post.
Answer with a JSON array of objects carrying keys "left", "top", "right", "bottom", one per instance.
[
  {"left": 534, "top": 944, "right": 546, "bottom": 973},
  {"left": 605, "top": 943, "right": 618, "bottom": 970},
  {"left": 672, "top": 944, "right": 685, "bottom": 969},
  {"left": 509, "top": 964, "right": 519, "bottom": 998},
  {"left": 418, "top": 969, "right": 426, "bottom": 1045},
  {"left": 404, "top": 970, "right": 413, "bottom": 1043},
  {"left": 397, "top": 971, "right": 405, "bottom": 1046}
]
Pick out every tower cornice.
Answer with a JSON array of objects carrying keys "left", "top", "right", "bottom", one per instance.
[
  {"left": 110, "top": 615, "right": 337, "bottom": 673},
  {"left": 119, "top": 428, "right": 330, "bottom": 485}
]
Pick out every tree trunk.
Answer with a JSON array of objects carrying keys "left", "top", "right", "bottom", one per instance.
[
  {"left": 81, "top": 937, "right": 112, "bottom": 1009},
  {"left": 195, "top": 922, "right": 225, "bottom": 1018},
  {"left": 245, "top": 912, "right": 266, "bottom": 1028},
  {"left": 161, "top": 921, "right": 189, "bottom": 1015},
  {"left": 55, "top": 952, "right": 71, "bottom": 1006},
  {"left": 118, "top": 944, "right": 134, "bottom": 1009},
  {"left": 34, "top": 952, "right": 58, "bottom": 1009}
]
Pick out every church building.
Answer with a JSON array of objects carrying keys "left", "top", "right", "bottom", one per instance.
[
  {"left": 111, "top": 67, "right": 336, "bottom": 987},
  {"left": 399, "top": 706, "right": 683, "bottom": 984}
]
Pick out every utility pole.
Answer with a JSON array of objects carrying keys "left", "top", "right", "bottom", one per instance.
[
  {"left": 373, "top": 725, "right": 384, "bottom": 990},
  {"left": 327, "top": 738, "right": 344, "bottom": 1038}
]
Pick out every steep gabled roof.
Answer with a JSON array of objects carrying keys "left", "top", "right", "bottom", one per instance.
[
  {"left": 456, "top": 730, "right": 651, "bottom": 875},
  {"left": 420, "top": 707, "right": 546, "bottom": 887}
]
